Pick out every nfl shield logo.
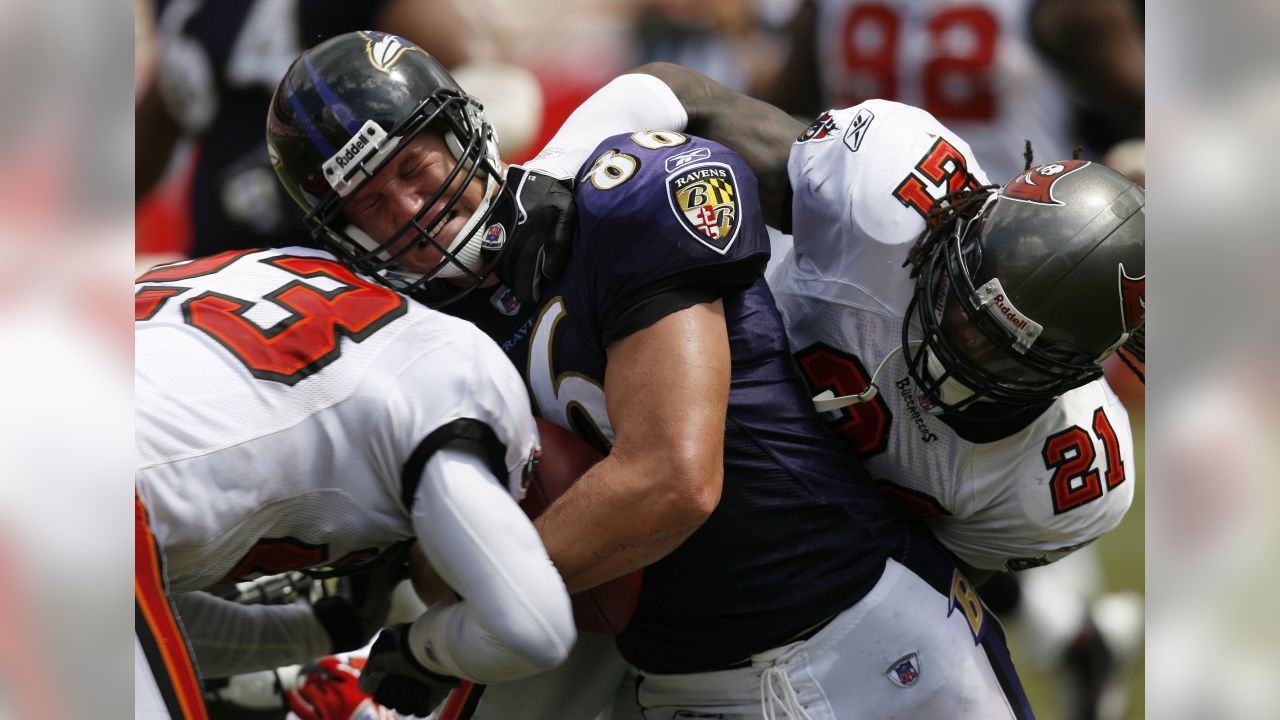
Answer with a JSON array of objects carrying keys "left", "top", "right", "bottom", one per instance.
[
  {"left": 886, "top": 653, "right": 921, "bottom": 688},
  {"left": 489, "top": 286, "right": 522, "bottom": 316},
  {"left": 483, "top": 223, "right": 507, "bottom": 251}
]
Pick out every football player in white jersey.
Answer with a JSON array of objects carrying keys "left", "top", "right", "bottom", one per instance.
[
  {"left": 518, "top": 62, "right": 1143, "bottom": 718},
  {"left": 136, "top": 243, "right": 576, "bottom": 716},
  {"left": 769, "top": 0, "right": 1145, "bottom": 183}
]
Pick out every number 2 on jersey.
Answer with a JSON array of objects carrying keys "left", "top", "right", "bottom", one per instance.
[{"left": 1043, "top": 407, "right": 1126, "bottom": 514}]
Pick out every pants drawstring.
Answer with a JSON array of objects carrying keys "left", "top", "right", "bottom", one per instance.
[{"left": 759, "top": 665, "right": 813, "bottom": 720}]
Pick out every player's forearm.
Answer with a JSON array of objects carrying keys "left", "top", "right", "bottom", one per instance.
[
  {"left": 409, "top": 445, "right": 575, "bottom": 683},
  {"left": 633, "top": 62, "right": 805, "bottom": 228},
  {"left": 535, "top": 450, "right": 718, "bottom": 594},
  {"left": 172, "top": 591, "right": 331, "bottom": 678}
]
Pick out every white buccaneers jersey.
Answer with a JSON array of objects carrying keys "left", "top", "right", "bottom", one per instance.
[
  {"left": 812, "top": 0, "right": 1072, "bottom": 182},
  {"left": 772, "top": 101, "right": 1134, "bottom": 572},
  {"left": 136, "top": 247, "right": 538, "bottom": 593}
]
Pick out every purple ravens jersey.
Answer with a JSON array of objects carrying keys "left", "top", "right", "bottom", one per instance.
[{"left": 446, "top": 133, "right": 897, "bottom": 673}]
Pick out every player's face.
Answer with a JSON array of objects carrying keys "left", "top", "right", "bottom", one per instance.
[
  {"left": 343, "top": 133, "right": 488, "bottom": 275},
  {"left": 936, "top": 292, "right": 1055, "bottom": 387}
]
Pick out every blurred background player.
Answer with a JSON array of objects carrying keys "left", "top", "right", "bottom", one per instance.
[
  {"left": 628, "top": 0, "right": 794, "bottom": 98},
  {"left": 135, "top": 0, "right": 541, "bottom": 260},
  {"left": 769, "top": 0, "right": 1144, "bottom": 182}
]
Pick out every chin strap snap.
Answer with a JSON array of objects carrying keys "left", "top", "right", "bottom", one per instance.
[{"left": 812, "top": 343, "right": 915, "bottom": 413}]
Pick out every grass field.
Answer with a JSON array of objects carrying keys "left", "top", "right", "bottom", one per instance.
[{"left": 1011, "top": 410, "right": 1145, "bottom": 720}]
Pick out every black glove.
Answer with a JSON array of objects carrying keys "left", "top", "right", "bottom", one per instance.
[
  {"left": 357, "top": 623, "right": 459, "bottom": 717},
  {"left": 482, "top": 165, "right": 577, "bottom": 303},
  {"left": 311, "top": 544, "right": 410, "bottom": 652}
]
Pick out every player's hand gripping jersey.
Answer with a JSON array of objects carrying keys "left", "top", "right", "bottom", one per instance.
[
  {"left": 776, "top": 100, "right": 1134, "bottom": 572},
  {"left": 136, "top": 246, "right": 539, "bottom": 591}
]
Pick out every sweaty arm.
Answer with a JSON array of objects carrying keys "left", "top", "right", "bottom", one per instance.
[
  {"left": 406, "top": 442, "right": 575, "bottom": 684},
  {"left": 524, "top": 64, "right": 803, "bottom": 229},
  {"left": 533, "top": 301, "right": 731, "bottom": 593}
]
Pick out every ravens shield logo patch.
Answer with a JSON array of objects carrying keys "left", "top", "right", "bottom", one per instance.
[{"left": 667, "top": 162, "right": 740, "bottom": 254}]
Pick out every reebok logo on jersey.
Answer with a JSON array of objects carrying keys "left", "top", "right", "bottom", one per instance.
[
  {"left": 1001, "top": 160, "right": 1089, "bottom": 206},
  {"left": 797, "top": 111, "right": 839, "bottom": 143},
  {"left": 665, "top": 146, "right": 712, "bottom": 173},
  {"left": 667, "top": 162, "right": 740, "bottom": 254},
  {"left": 843, "top": 108, "right": 875, "bottom": 152}
]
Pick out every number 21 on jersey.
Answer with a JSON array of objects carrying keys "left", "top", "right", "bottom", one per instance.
[{"left": 1043, "top": 407, "right": 1126, "bottom": 514}]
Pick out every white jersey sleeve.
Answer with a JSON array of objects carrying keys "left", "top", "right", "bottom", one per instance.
[
  {"left": 786, "top": 100, "right": 990, "bottom": 315},
  {"left": 406, "top": 446, "right": 574, "bottom": 683},
  {"left": 136, "top": 248, "right": 539, "bottom": 593},
  {"left": 775, "top": 102, "right": 1134, "bottom": 572}
]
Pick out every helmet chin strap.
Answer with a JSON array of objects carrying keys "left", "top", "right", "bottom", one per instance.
[
  {"left": 925, "top": 349, "right": 981, "bottom": 407},
  {"left": 429, "top": 127, "right": 502, "bottom": 280},
  {"left": 811, "top": 342, "right": 992, "bottom": 414},
  {"left": 812, "top": 343, "right": 916, "bottom": 413},
  {"left": 428, "top": 171, "right": 499, "bottom": 280}
]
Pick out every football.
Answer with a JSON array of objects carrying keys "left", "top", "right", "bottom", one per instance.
[{"left": 523, "top": 418, "right": 643, "bottom": 635}]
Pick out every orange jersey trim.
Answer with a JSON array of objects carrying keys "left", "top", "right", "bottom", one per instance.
[{"left": 136, "top": 494, "right": 209, "bottom": 720}]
